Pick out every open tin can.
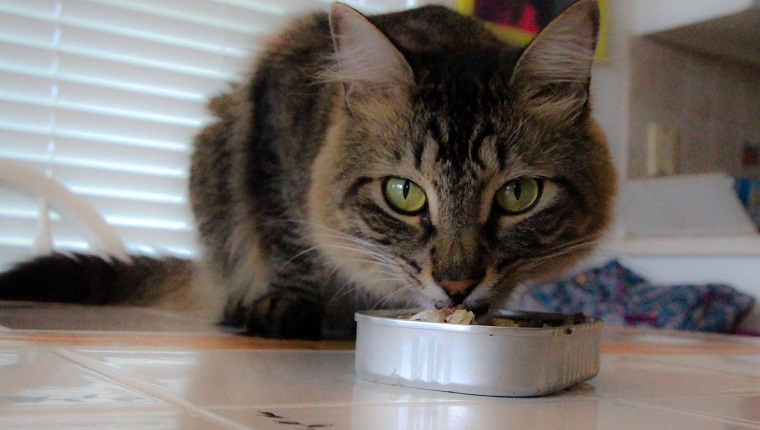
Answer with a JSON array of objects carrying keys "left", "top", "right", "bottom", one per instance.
[{"left": 355, "top": 309, "right": 603, "bottom": 397}]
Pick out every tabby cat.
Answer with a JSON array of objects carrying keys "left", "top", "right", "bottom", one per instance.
[{"left": 0, "top": 0, "right": 616, "bottom": 339}]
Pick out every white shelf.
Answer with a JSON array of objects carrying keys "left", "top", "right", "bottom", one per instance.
[
  {"left": 612, "top": 235, "right": 760, "bottom": 256},
  {"left": 633, "top": 0, "right": 760, "bottom": 66}
]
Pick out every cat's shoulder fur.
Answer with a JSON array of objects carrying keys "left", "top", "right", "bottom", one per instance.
[{"left": 0, "top": 1, "right": 616, "bottom": 340}]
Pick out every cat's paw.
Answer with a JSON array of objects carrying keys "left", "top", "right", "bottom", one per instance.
[{"left": 246, "top": 292, "right": 322, "bottom": 339}]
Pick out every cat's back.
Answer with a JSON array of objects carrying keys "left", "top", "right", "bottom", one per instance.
[
  {"left": 241, "top": 5, "right": 510, "bottom": 183},
  {"left": 257, "top": 5, "right": 507, "bottom": 84}
]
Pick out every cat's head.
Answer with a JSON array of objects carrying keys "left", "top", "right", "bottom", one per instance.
[{"left": 309, "top": 0, "right": 616, "bottom": 313}]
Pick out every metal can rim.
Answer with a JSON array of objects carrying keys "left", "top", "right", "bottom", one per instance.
[{"left": 355, "top": 309, "right": 603, "bottom": 337}]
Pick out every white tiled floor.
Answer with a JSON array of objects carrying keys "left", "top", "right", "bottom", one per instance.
[{"left": 2, "top": 302, "right": 760, "bottom": 429}]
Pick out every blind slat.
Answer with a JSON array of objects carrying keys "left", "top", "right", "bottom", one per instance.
[
  {"left": 0, "top": 72, "right": 210, "bottom": 125},
  {"left": 0, "top": 65, "right": 208, "bottom": 104},
  {"left": 0, "top": 70, "right": 55, "bottom": 103},
  {"left": 0, "top": 125, "right": 190, "bottom": 159},
  {"left": 0, "top": 217, "right": 197, "bottom": 254},
  {"left": 0, "top": 136, "right": 189, "bottom": 178},
  {"left": 56, "top": 53, "right": 223, "bottom": 98},
  {"left": 0, "top": 41, "right": 56, "bottom": 72},
  {"left": 0, "top": 99, "right": 201, "bottom": 141},
  {"left": 7, "top": 160, "right": 188, "bottom": 202},
  {"left": 0, "top": 11, "right": 58, "bottom": 45},
  {"left": 60, "top": 25, "right": 232, "bottom": 76},
  {"left": 58, "top": 82, "right": 210, "bottom": 125},
  {"left": 55, "top": 108, "right": 200, "bottom": 146},
  {"left": 0, "top": 0, "right": 58, "bottom": 15},
  {"left": 0, "top": 100, "right": 52, "bottom": 129},
  {"left": 95, "top": 0, "right": 225, "bottom": 21},
  {"left": 0, "top": 245, "right": 37, "bottom": 271},
  {"left": 98, "top": 0, "right": 290, "bottom": 25},
  {"left": 0, "top": 0, "right": 422, "bottom": 269},
  {"left": 0, "top": 47, "right": 224, "bottom": 99},
  {"left": 64, "top": 1, "right": 232, "bottom": 51},
  {"left": 0, "top": 189, "right": 192, "bottom": 226},
  {"left": 0, "top": 17, "right": 239, "bottom": 79}
]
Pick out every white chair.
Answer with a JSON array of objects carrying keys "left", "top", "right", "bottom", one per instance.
[{"left": 0, "top": 159, "right": 131, "bottom": 263}]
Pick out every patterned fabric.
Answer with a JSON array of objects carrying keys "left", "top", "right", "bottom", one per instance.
[{"left": 522, "top": 260, "right": 755, "bottom": 334}]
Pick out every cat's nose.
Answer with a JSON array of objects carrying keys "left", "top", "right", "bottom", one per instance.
[{"left": 438, "top": 279, "right": 480, "bottom": 302}]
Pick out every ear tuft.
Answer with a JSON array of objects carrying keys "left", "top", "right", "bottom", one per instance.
[
  {"left": 327, "top": 3, "right": 414, "bottom": 108},
  {"left": 510, "top": 0, "right": 600, "bottom": 123}
]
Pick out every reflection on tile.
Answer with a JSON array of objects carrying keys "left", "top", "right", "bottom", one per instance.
[
  {"left": 82, "top": 348, "right": 760, "bottom": 410},
  {"left": 78, "top": 350, "right": 357, "bottom": 407},
  {"left": 0, "top": 302, "right": 221, "bottom": 332},
  {"left": 602, "top": 328, "right": 760, "bottom": 346},
  {"left": 2, "top": 316, "right": 759, "bottom": 430},
  {"left": 600, "top": 400, "right": 760, "bottom": 430},
  {"left": 636, "top": 355, "right": 760, "bottom": 379},
  {"left": 0, "top": 411, "right": 231, "bottom": 430},
  {"left": 626, "top": 334, "right": 705, "bottom": 345},
  {"left": 351, "top": 378, "right": 595, "bottom": 403},
  {"left": 212, "top": 399, "right": 760, "bottom": 430},
  {"left": 629, "top": 394, "right": 760, "bottom": 425},
  {"left": 0, "top": 350, "right": 162, "bottom": 410},
  {"left": 587, "top": 356, "right": 760, "bottom": 398},
  {"left": 213, "top": 399, "right": 601, "bottom": 430},
  {"left": 78, "top": 349, "right": 496, "bottom": 407}
]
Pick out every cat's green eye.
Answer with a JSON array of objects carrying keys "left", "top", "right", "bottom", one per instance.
[
  {"left": 384, "top": 177, "right": 427, "bottom": 214},
  {"left": 496, "top": 177, "right": 542, "bottom": 215}
]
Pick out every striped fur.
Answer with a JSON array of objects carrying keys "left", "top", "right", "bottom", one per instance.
[{"left": 0, "top": 1, "right": 616, "bottom": 339}]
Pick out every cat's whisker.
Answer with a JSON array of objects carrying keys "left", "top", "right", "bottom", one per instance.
[
  {"left": 307, "top": 232, "right": 382, "bottom": 250},
  {"left": 303, "top": 223, "right": 378, "bottom": 243},
  {"left": 335, "top": 263, "right": 402, "bottom": 279},
  {"left": 263, "top": 219, "right": 385, "bottom": 252},
  {"left": 346, "top": 260, "right": 399, "bottom": 276},
  {"left": 327, "top": 276, "right": 407, "bottom": 309},
  {"left": 315, "top": 243, "right": 398, "bottom": 268},
  {"left": 326, "top": 275, "right": 407, "bottom": 308},
  {"left": 324, "top": 281, "right": 359, "bottom": 309},
  {"left": 304, "top": 234, "right": 395, "bottom": 264},
  {"left": 370, "top": 284, "right": 416, "bottom": 310},
  {"left": 520, "top": 234, "right": 603, "bottom": 268},
  {"left": 532, "top": 232, "right": 605, "bottom": 259},
  {"left": 277, "top": 242, "right": 399, "bottom": 274},
  {"left": 296, "top": 226, "right": 392, "bottom": 255},
  {"left": 276, "top": 244, "right": 328, "bottom": 273}
]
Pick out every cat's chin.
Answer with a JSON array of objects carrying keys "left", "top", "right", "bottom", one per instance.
[
  {"left": 415, "top": 283, "right": 492, "bottom": 315},
  {"left": 431, "top": 299, "right": 490, "bottom": 316},
  {"left": 466, "top": 302, "right": 491, "bottom": 316}
]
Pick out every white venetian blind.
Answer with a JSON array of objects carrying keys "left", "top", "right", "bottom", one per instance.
[{"left": 0, "top": 0, "right": 422, "bottom": 270}]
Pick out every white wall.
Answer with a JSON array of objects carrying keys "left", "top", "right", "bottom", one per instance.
[
  {"left": 428, "top": 0, "right": 633, "bottom": 178},
  {"left": 589, "top": 0, "right": 634, "bottom": 180},
  {"left": 426, "top": 0, "right": 760, "bottom": 331}
]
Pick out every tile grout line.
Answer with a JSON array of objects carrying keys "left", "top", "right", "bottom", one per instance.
[
  {"left": 52, "top": 349, "right": 253, "bottom": 430},
  {"left": 205, "top": 396, "right": 600, "bottom": 412},
  {"left": 627, "top": 354, "right": 760, "bottom": 382},
  {"left": 602, "top": 354, "right": 760, "bottom": 392},
  {"left": 615, "top": 397, "right": 760, "bottom": 429}
]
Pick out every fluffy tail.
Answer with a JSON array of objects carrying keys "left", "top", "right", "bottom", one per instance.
[{"left": 0, "top": 253, "right": 209, "bottom": 312}]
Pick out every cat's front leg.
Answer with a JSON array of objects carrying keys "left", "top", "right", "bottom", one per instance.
[
  {"left": 241, "top": 252, "right": 325, "bottom": 339},
  {"left": 246, "top": 287, "right": 322, "bottom": 339}
]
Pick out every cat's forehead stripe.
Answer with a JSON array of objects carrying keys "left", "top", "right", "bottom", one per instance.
[
  {"left": 422, "top": 113, "right": 499, "bottom": 172},
  {"left": 468, "top": 123, "right": 494, "bottom": 169}
]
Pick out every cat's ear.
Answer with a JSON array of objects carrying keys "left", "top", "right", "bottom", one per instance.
[
  {"left": 509, "top": 0, "right": 599, "bottom": 124},
  {"left": 328, "top": 3, "right": 414, "bottom": 111}
]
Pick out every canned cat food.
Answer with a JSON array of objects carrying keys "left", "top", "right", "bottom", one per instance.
[{"left": 355, "top": 309, "right": 602, "bottom": 397}]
